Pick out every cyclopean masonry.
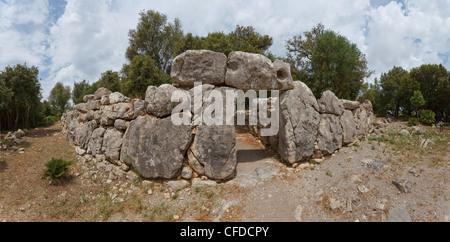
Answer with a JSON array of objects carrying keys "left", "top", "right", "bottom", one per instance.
[{"left": 61, "top": 50, "right": 375, "bottom": 183}]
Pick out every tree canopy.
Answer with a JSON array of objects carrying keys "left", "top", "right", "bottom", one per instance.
[{"left": 286, "top": 24, "right": 372, "bottom": 100}]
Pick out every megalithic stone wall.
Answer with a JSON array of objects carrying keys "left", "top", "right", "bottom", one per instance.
[{"left": 61, "top": 50, "right": 374, "bottom": 182}]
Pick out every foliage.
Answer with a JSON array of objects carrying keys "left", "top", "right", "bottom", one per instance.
[
  {"left": 121, "top": 55, "right": 171, "bottom": 99},
  {"left": 40, "top": 116, "right": 60, "bottom": 127},
  {"left": 43, "top": 158, "right": 71, "bottom": 184},
  {"left": 378, "top": 66, "right": 418, "bottom": 118},
  {"left": 125, "top": 10, "right": 184, "bottom": 74},
  {"left": 410, "top": 64, "right": 449, "bottom": 120},
  {"left": 49, "top": 82, "right": 71, "bottom": 117},
  {"left": 285, "top": 24, "right": 372, "bottom": 100},
  {"left": 72, "top": 80, "right": 91, "bottom": 105},
  {"left": 410, "top": 90, "right": 426, "bottom": 118},
  {"left": 408, "top": 117, "right": 419, "bottom": 127},
  {"left": 420, "top": 110, "right": 436, "bottom": 126},
  {"left": 0, "top": 63, "right": 42, "bottom": 130}
]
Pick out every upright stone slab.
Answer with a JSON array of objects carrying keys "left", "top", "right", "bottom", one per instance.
[
  {"left": 225, "top": 51, "right": 294, "bottom": 91},
  {"left": 189, "top": 125, "right": 237, "bottom": 180},
  {"left": 120, "top": 116, "right": 193, "bottom": 179},
  {"left": 278, "top": 81, "right": 321, "bottom": 164},
  {"left": 340, "top": 110, "right": 357, "bottom": 144},
  {"left": 318, "top": 91, "right": 345, "bottom": 116},
  {"left": 171, "top": 50, "right": 227, "bottom": 88},
  {"left": 317, "top": 114, "right": 343, "bottom": 155}
]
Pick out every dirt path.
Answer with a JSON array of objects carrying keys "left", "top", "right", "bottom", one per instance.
[{"left": 229, "top": 126, "right": 449, "bottom": 222}]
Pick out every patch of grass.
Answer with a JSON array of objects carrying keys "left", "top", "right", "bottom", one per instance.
[{"left": 43, "top": 158, "right": 71, "bottom": 184}]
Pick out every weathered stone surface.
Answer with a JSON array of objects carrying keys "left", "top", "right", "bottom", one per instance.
[
  {"left": 166, "top": 180, "right": 190, "bottom": 191},
  {"left": 278, "top": 81, "right": 321, "bottom": 164},
  {"left": 102, "top": 129, "right": 123, "bottom": 162},
  {"left": 145, "top": 84, "right": 181, "bottom": 118},
  {"left": 317, "top": 114, "right": 343, "bottom": 155},
  {"left": 388, "top": 207, "right": 411, "bottom": 222},
  {"left": 73, "top": 103, "right": 87, "bottom": 113},
  {"left": 362, "top": 100, "right": 373, "bottom": 112},
  {"left": 120, "top": 116, "right": 193, "bottom": 179},
  {"left": 318, "top": 91, "right": 345, "bottom": 116},
  {"left": 340, "top": 110, "right": 357, "bottom": 144},
  {"left": 225, "top": 51, "right": 294, "bottom": 91},
  {"left": 341, "top": 99, "right": 361, "bottom": 110},
  {"left": 192, "top": 178, "right": 217, "bottom": 189},
  {"left": 83, "top": 94, "right": 95, "bottom": 103},
  {"left": 101, "top": 103, "right": 135, "bottom": 125},
  {"left": 362, "top": 158, "right": 390, "bottom": 172},
  {"left": 75, "top": 120, "right": 98, "bottom": 150},
  {"left": 109, "top": 92, "right": 126, "bottom": 104},
  {"left": 189, "top": 125, "right": 237, "bottom": 180},
  {"left": 94, "top": 87, "right": 111, "bottom": 100},
  {"left": 353, "top": 107, "right": 372, "bottom": 139},
  {"left": 86, "top": 100, "right": 101, "bottom": 111},
  {"left": 133, "top": 99, "right": 147, "bottom": 118},
  {"left": 114, "top": 119, "right": 127, "bottom": 130},
  {"left": 392, "top": 178, "right": 411, "bottom": 193},
  {"left": 87, "top": 127, "right": 105, "bottom": 156},
  {"left": 171, "top": 50, "right": 227, "bottom": 87}
]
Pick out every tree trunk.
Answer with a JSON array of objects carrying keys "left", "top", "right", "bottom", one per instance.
[{"left": 14, "top": 105, "right": 19, "bottom": 130}]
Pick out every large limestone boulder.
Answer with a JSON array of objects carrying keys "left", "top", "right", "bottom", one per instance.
[
  {"left": 318, "top": 91, "right": 345, "bottom": 116},
  {"left": 120, "top": 116, "right": 193, "bottom": 179},
  {"left": 341, "top": 99, "right": 361, "bottom": 110},
  {"left": 74, "top": 120, "right": 98, "bottom": 150},
  {"left": 94, "top": 87, "right": 112, "bottom": 100},
  {"left": 145, "top": 84, "right": 181, "bottom": 118},
  {"left": 189, "top": 125, "right": 237, "bottom": 180},
  {"left": 278, "top": 81, "right": 321, "bottom": 164},
  {"left": 225, "top": 51, "right": 294, "bottom": 91},
  {"left": 340, "top": 110, "right": 357, "bottom": 144},
  {"left": 100, "top": 103, "right": 135, "bottom": 125},
  {"left": 317, "top": 114, "right": 343, "bottom": 155},
  {"left": 87, "top": 127, "right": 105, "bottom": 156},
  {"left": 102, "top": 129, "right": 123, "bottom": 163},
  {"left": 171, "top": 50, "right": 227, "bottom": 88},
  {"left": 353, "top": 105, "right": 374, "bottom": 139}
]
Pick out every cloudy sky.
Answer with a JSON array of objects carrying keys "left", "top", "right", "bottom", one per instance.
[{"left": 1, "top": 0, "right": 449, "bottom": 100}]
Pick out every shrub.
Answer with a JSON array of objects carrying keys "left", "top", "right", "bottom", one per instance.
[
  {"left": 408, "top": 117, "right": 419, "bottom": 127},
  {"left": 41, "top": 116, "right": 59, "bottom": 127},
  {"left": 43, "top": 158, "right": 71, "bottom": 184},
  {"left": 420, "top": 110, "right": 436, "bottom": 126}
]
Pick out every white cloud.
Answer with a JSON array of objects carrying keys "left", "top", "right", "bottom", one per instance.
[
  {"left": 365, "top": 0, "right": 450, "bottom": 80},
  {"left": 0, "top": 0, "right": 49, "bottom": 68},
  {"left": 1, "top": 0, "right": 449, "bottom": 99}
]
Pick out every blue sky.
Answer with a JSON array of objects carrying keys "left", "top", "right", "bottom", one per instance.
[{"left": 1, "top": 0, "right": 449, "bottom": 100}]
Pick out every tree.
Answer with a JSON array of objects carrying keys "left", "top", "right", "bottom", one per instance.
[
  {"left": 286, "top": 24, "right": 371, "bottom": 100},
  {"left": 410, "top": 64, "right": 449, "bottom": 119},
  {"left": 202, "top": 32, "right": 233, "bottom": 55},
  {"left": 228, "top": 25, "right": 273, "bottom": 55},
  {"left": 410, "top": 90, "right": 426, "bottom": 118},
  {"left": 125, "top": 10, "right": 184, "bottom": 74},
  {"left": 49, "top": 82, "right": 71, "bottom": 117},
  {"left": 0, "top": 64, "right": 42, "bottom": 129},
  {"left": 358, "top": 78, "right": 384, "bottom": 116},
  {"left": 378, "top": 66, "right": 418, "bottom": 118},
  {"left": 0, "top": 82, "right": 13, "bottom": 131},
  {"left": 286, "top": 23, "right": 325, "bottom": 83},
  {"left": 121, "top": 55, "right": 170, "bottom": 99},
  {"left": 97, "top": 70, "right": 121, "bottom": 93},
  {"left": 72, "top": 80, "right": 91, "bottom": 104}
]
